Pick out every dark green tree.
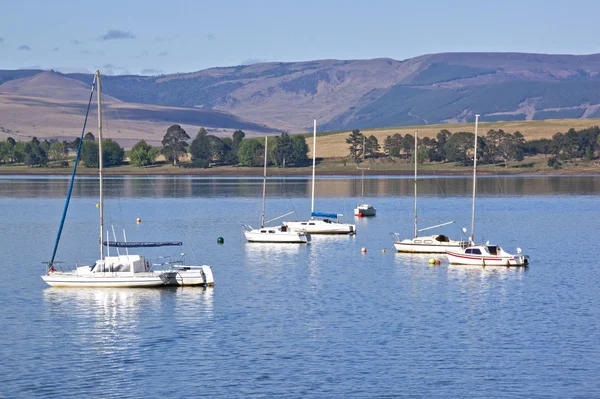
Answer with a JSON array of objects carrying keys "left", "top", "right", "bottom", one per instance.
[
  {"left": 272, "top": 133, "right": 293, "bottom": 167},
  {"left": 289, "top": 135, "right": 309, "bottom": 166},
  {"left": 346, "top": 129, "right": 363, "bottom": 160},
  {"left": 83, "top": 132, "right": 95, "bottom": 142},
  {"left": 364, "top": 135, "right": 380, "bottom": 159},
  {"left": 130, "top": 140, "right": 159, "bottom": 167},
  {"left": 238, "top": 139, "right": 264, "bottom": 166},
  {"left": 161, "top": 124, "right": 190, "bottom": 165},
  {"left": 189, "top": 127, "right": 211, "bottom": 162}
]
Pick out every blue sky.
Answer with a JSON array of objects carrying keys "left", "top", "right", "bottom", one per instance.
[{"left": 2, "top": 0, "right": 599, "bottom": 75}]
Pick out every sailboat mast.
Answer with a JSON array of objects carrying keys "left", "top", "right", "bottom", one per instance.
[
  {"left": 414, "top": 131, "right": 418, "bottom": 238},
  {"left": 97, "top": 70, "right": 104, "bottom": 260},
  {"left": 470, "top": 114, "right": 480, "bottom": 243},
  {"left": 361, "top": 169, "right": 365, "bottom": 204},
  {"left": 311, "top": 119, "right": 316, "bottom": 215},
  {"left": 261, "top": 136, "right": 267, "bottom": 228}
]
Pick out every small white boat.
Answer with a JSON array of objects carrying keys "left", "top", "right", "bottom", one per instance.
[
  {"left": 244, "top": 136, "right": 310, "bottom": 244},
  {"left": 446, "top": 244, "right": 528, "bottom": 267},
  {"left": 445, "top": 115, "right": 528, "bottom": 267},
  {"left": 153, "top": 254, "right": 215, "bottom": 286},
  {"left": 284, "top": 120, "right": 356, "bottom": 235},
  {"left": 393, "top": 233, "right": 468, "bottom": 254},
  {"left": 244, "top": 224, "right": 310, "bottom": 243},
  {"left": 393, "top": 131, "right": 467, "bottom": 253},
  {"left": 354, "top": 167, "right": 376, "bottom": 217},
  {"left": 285, "top": 216, "right": 355, "bottom": 235}
]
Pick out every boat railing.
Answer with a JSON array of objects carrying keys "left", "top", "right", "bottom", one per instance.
[
  {"left": 390, "top": 232, "right": 402, "bottom": 242},
  {"left": 242, "top": 224, "right": 254, "bottom": 232}
]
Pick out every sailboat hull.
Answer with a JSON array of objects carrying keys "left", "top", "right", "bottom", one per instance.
[
  {"left": 41, "top": 271, "right": 176, "bottom": 288},
  {"left": 394, "top": 239, "right": 467, "bottom": 254},
  {"left": 284, "top": 220, "right": 355, "bottom": 235},
  {"left": 446, "top": 245, "right": 528, "bottom": 267},
  {"left": 244, "top": 230, "right": 310, "bottom": 243}
]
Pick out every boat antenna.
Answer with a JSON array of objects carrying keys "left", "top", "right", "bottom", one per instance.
[
  {"left": 261, "top": 136, "right": 268, "bottom": 228},
  {"left": 311, "top": 119, "right": 316, "bottom": 215},
  {"left": 97, "top": 70, "right": 104, "bottom": 260},
  {"left": 414, "top": 130, "right": 418, "bottom": 238},
  {"left": 470, "top": 114, "right": 480, "bottom": 244}
]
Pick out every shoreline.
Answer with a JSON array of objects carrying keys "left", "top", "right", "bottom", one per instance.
[{"left": 0, "top": 166, "right": 599, "bottom": 177}]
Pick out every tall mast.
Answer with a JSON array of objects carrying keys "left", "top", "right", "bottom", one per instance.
[
  {"left": 470, "top": 114, "right": 480, "bottom": 244},
  {"left": 414, "top": 131, "right": 418, "bottom": 238},
  {"left": 261, "top": 136, "right": 267, "bottom": 227},
  {"left": 311, "top": 119, "right": 316, "bottom": 215},
  {"left": 97, "top": 70, "right": 104, "bottom": 260},
  {"left": 361, "top": 168, "right": 365, "bottom": 204}
]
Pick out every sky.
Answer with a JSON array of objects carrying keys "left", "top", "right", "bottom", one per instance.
[{"left": 2, "top": 0, "right": 600, "bottom": 76}]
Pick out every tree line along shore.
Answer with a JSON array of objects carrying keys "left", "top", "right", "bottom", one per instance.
[{"left": 0, "top": 124, "right": 599, "bottom": 175}]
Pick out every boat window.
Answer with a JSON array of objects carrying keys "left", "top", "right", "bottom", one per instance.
[
  {"left": 309, "top": 223, "right": 315, "bottom": 225},
  {"left": 414, "top": 240, "right": 422, "bottom": 244},
  {"left": 301, "top": 223, "right": 307, "bottom": 225},
  {"left": 268, "top": 230, "right": 275, "bottom": 233},
  {"left": 436, "top": 235, "right": 450, "bottom": 242},
  {"left": 260, "top": 230, "right": 267, "bottom": 233},
  {"left": 487, "top": 246, "right": 498, "bottom": 255},
  {"left": 472, "top": 248, "right": 482, "bottom": 255},
  {"left": 465, "top": 248, "right": 472, "bottom": 254},
  {"left": 424, "top": 240, "right": 433, "bottom": 244}
]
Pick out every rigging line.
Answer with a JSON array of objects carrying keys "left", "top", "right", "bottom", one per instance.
[
  {"left": 101, "top": 82, "right": 199, "bottom": 263},
  {"left": 49, "top": 75, "right": 96, "bottom": 266},
  {"left": 495, "top": 175, "right": 519, "bottom": 245}
]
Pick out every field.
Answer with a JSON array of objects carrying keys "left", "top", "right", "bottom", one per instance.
[{"left": 307, "top": 118, "right": 600, "bottom": 158}]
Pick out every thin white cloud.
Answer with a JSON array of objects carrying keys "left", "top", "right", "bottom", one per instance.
[
  {"left": 241, "top": 58, "right": 266, "bottom": 65},
  {"left": 99, "top": 30, "right": 135, "bottom": 40},
  {"left": 101, "top": 63, "right": 130, "bottom": 75},
  {"left": 140, "top": 68, "right": 163, "bottom": 75},
  {"left": 55, "top": 67, "right": 92, "bottom": 74},
  {"left": 18, "top": 45, "right": 31, "bottom": 51}
]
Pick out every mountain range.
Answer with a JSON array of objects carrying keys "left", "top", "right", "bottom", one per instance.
[{"left": 2, "top": 52, "right": 600, "bottom": 142}]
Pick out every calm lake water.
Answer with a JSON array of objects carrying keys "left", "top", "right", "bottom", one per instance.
[{"left": 1, "top": 175, "right": 600, "bottom": 398}]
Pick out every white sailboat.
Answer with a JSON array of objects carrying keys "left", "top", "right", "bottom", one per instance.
[
  {"left": 393, "top": 131, "right": 468, "bottom": 253},
  {"left": 445, "top": 115, "right": 528, "bottom": 267},
  {"left": 284, "top": 120, "right": 356, "bottom": 235},
  {"left": 244, "top": 136, "right": 310, "bottom": 243},
  {"left": 354, "top": 167, "right": 376, "bottom": 217},
  {"left": 42, "top": 71, "right": 214, "bottom": 287}
]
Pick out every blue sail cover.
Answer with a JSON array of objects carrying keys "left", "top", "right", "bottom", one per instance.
[
  {"left": 103, "top": 241, "right": 182, "bottom": 248},
  {"left": 311, "top": 212, "right": 338, "bottom": 219}
]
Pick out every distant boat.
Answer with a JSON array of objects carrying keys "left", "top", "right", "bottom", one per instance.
[
  {"left": 244, "top": 136, "right": 310, "bottom": 244},
  {"left": 42, "top": 71, "right": 214, "bottom": 287},
  {"left": 284, "top": 120, "right": 356, "bottom": 235},
  {"left": 354, "top": 167, "right": 376, "bottom": 217},
  {"left": 392, "top": 131, "right": 468, "bottom": 253},
  {"left": 445, "top": 115, "right": 528, "bottom": 267}
]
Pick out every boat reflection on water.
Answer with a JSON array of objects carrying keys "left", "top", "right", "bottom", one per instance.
[
  {"left": 446, "top": 263, "right": 528, "bottom": 278},
  {"left": 43, "top": 286, "right": 214, "bottom": 331}
]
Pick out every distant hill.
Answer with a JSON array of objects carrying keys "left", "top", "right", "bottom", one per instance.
[{"left": 2, "top": 52, "right": 600, "bottom": 135}]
